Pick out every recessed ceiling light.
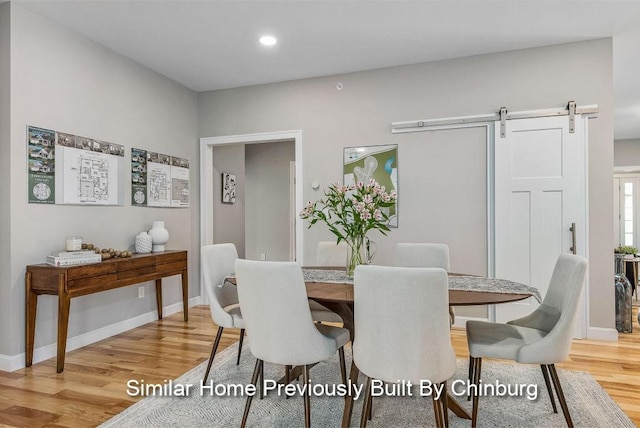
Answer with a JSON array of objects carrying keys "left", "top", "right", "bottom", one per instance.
[{"left": 259, "top": 35, "right": 277, "bottom": 47}]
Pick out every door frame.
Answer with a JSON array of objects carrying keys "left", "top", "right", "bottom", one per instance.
[
  {"left": 389, "top": 122, "right": 496, "bottom": 327},
  {"left": 199, "top": 130, "right": 304, "bottom": 301},
  {"left": 613, "top": 166, "right": 640, "bottom": 249}
]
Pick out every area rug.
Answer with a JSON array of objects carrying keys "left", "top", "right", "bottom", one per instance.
[{"left": 101, "top": 342, "right": 634, "bottom": 427}]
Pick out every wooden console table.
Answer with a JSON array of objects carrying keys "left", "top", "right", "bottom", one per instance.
[{"left": 25, "top": 250, "right": 188, "bottom": 373}]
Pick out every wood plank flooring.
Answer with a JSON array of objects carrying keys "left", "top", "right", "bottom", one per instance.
[{"left": 1, "top": 305, "right": 638, "bottom": 427}]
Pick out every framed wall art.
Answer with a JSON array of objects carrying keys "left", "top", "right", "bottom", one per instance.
[
  {"left": 222, "top": 172, "right": 236, "bottom": 204},
  {"left": 27, "top": 125, "right": 125, "bottom": 206},
  {"left": 344, "top": 144, "right": 398, "bottom": 227},
  {"left": 131, "top": 148, "right": 190, "bottom": 208}
]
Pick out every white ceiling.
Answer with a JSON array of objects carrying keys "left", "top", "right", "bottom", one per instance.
[{"left": 14, "top": 0, "right": 640, "bottom": 140}]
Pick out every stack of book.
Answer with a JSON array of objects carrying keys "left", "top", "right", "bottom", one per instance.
[{"left": 46, "top": 250, "right": 102, "bottom": 266}]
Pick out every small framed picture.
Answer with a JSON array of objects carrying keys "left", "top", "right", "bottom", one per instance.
[{"left": 222, "top": 172, "right": 236, "bottom": 204}]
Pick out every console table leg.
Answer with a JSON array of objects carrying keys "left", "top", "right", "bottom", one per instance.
[
  {"left": 56, "top": 273, "right": 70, "bottom": 373},
  {"left": 25, "top": 272, "right": 36, "bottom": 367},
  {"left": 155, "top": 279, "right": 163, "bottom": 319},
  {"left": 181, "top": 269, "right": 188, "bottom": 322}
]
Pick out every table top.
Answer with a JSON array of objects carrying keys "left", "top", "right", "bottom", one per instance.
[
  {"left": 227, "top": 267, "right": 538, "bottom": 307},
  {"left": 304, "top": 280, "right": 531, "bottom": 306},
  {"left": 27, "top": 250, "right": 187, "bottom": 269}
]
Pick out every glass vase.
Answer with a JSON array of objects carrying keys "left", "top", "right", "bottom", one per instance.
[
  {"left": 346, "top": 235, "right": 365, "bottom": 278},
  {"left": 614, "top": 254, "right": 633, "bottom": 333}
]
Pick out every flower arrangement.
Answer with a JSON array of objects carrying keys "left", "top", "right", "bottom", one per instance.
[{"left": 300, "top": 179, "right": 397, "bottom": 276}]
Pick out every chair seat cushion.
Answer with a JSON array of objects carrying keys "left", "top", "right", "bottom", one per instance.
[
  {"left": 309, "top": 300, "right": 344, "bottom": 323},
  {"left": 466, "top": 320, "right": 547, "bottom": 360},
  {"left": 315, "top": 323, "right": 350, "bottom": 349}
]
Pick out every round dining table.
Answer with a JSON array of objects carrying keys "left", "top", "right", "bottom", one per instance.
[
  {"left": 300, "top": 267, "right": 536, "bottom": 426},
  {"left": 225, "top": 267, "right": 537, "bottom": 424},
  {"left": 226, "top": 267, "right": 537, "bottom": 340},
  {"left": 303, "top": 268, "right": 536, "bottom": 340}
]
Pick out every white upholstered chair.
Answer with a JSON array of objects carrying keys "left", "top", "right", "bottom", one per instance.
[
  {"left": 466, "top": 253, "right": 588, "bottom": 427},
  {"left": 350, "top": 265, "right": 456, "bottom": 427},
  {"left": 235, "top": 259, "right": 350, "bottom": 428},
  {"left": 309, "top": 241, "right": 349, "bottom": 324},
  {"left": 395, "top": 243, "right": 455, "bottom": 325},
  {"left": 395, "top": 243, "right": 450, "bottom": 271},
  {"left": 316, "top": 240, "right": 349, "bottom": 266},
  {"left": 201, "top": 243, "right": 245, "bottom": 383}
]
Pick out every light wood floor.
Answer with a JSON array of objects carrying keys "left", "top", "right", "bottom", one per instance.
[{"left": 1, "top": 305, "right": 639, "bottom": 427}]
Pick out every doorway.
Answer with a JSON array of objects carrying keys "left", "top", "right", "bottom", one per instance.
[
  {"left": 614, "top": 172, "right": 640, "bottom": 250},
  {"left": 244, "top": 141, "right": 295, "bottom": 261},
  {"left": 199, "top": 131, "right": 304, "bottom": 300}
]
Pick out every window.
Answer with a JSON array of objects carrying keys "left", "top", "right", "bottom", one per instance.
[
  {"left": 614, "top": 174, "right": 640, "bottom": 249},
  {"left": 624, "top": 182, "right": 634, "bottom": 246}
]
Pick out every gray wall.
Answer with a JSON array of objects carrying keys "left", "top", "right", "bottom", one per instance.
[
  {"left": 1, "top": 3, "right": 616, "bottom": 361},
  {"left": 614, "top": 139, "right": 640, "bottom": 166},
  {"left": 6, "top": 4, "right": 199, "bottom": 356},
  {"left": 245, "top": 141, "right": 295, "bottom": 261},
  {"left": 212, "top": 144, "right": 246, "bottom": 256},
  {"left": 0, "top": 2, "right": 11, "bottom": 352},
  {"left": 199, "top": 39, "right": 614, "bottom": 331}
]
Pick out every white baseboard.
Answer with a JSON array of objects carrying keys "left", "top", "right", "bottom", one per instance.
[
  {"left": 0, "top": 353, "right": 24, "bottom": 373},
  {"left": 586, "top": 326, "right": 619, "bottom": 341},
  {"left": 0, "top": 296, "right": 202, "bottom": 373},
  {"left": 452, "top": 315, "right": 490, "bottom": 329}
]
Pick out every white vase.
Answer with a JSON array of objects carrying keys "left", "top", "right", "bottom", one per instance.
[
  {"left": 148, "top": 221, "right": 169, "bottom": 253},
  {"left": 135, "top": 232, "right": 153, "bottom": 254}
]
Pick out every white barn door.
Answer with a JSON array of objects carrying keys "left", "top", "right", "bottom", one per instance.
[{"left": 494, "top": 115, "right": 587, "bottom": 338}]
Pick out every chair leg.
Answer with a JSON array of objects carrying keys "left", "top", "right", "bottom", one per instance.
[
  {"left": 367, "top": 394, "right": 372, "bottom": 420},
  {"left": 338, "top": 347, "right": 347, "bottom": 385},
  {"left": 241, "top": 359, "right": 262, "bottom": 428},
  {"left": 442, "top": 381, "right": 449, "bottom": 428},
  {"left": 285, "top": 365, "right": 292, "bottom": 399},
  {"left": 203, "top": 326, "right": 223, "bottom": 383},
  {"left": 431, "top": 394, "right": 440, "bottom": 427},
  {"left": 359, "top": 376, "right": 372, "bottom": 428},
  {"left": 341, "top": 360, "right": 360, "bottom": 428},
  {"left": 236, "top": 328, "right": 245, "bottom": 365},
  {"left": 432, "top": 393, "right": 444, "bottom": 428},
  {"left": 259, "top": 361, "right": 265, "bottom": 399},
  {"left": 431, "top": 382, "right": 449, "bottom": 428},
  {"left": 303, "top": 364, "right": 311, "bottom": 428},
  {"left": 540, "top": 364, "right": 558, "bottom": 413},
  {"left": 471, "top": 357, "right": 482, "bottom": 428},
  {"left": 548, "top": 364, "right": 574, "bottom": 428},
  {"left": 467, "top": 355, "right": 474, "bottom": 401}
]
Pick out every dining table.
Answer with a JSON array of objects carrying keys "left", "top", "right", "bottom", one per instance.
[
  {"left": 303, "top": 267, "right": 539, "bottom": 426},
  {"left": 225, "top": 266, "right": 540, "bottom": 425},
  {"left": 301, "top": 267, "right": 540, "bottom": 339}
]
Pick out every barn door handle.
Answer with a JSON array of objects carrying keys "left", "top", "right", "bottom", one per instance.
[{"left": 569, "top": 223, "right": 577, "bottom": 255}]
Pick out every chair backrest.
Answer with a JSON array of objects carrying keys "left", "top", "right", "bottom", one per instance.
[
  {"left": 235, "top": 259, "right": 340, "bottom": 365},
  {"left": 201, "top": 243, "right": 240, "bottom": 327},
  {"left": 394, "top": 243, "right": 450, "bottom": 271},
  {"left": 352, "top": 265, "right": 456, "bottom": 384},
  {"left": 316, "top": 241, "right": 349, "bottom": 266},
  {"left": 510, "top": 253, "right": 588, "bottom": 364}
]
